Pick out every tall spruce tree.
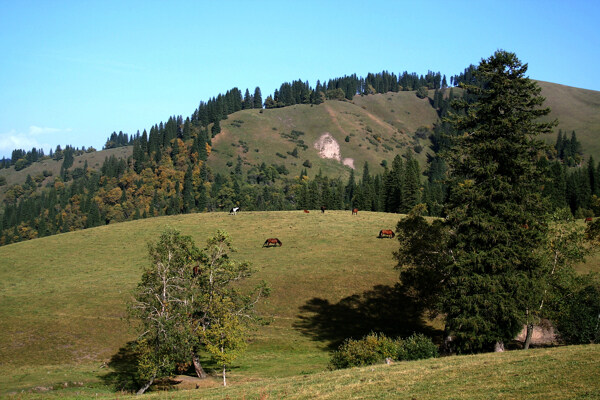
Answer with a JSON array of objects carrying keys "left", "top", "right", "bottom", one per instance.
[
  {"left": 396, "top": 51, "right": 556, "bottom": 354},
  {"left": 443, "top": 51, "right": 556, "bottom": 352}
]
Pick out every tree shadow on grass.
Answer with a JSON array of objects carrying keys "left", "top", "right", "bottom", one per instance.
[
  {"left": 99, "top": 341, "right": 152, "bottom": 393},
  {"left": 100, "top": 342, "right": 221, "bottom": 393},
  {"left": 294, "top": 283, "right": 441, "bottom": 350}
]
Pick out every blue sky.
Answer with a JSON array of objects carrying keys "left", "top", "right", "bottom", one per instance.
[{"left": 0, "top": 0, "right": 598, "bottom": 158}]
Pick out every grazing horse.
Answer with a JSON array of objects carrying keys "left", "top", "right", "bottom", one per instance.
[
  {"left": 263, "top": 238, "right": 282, "bottom": 247},
  {"left": 304, "top": 210, "right": 310, "bottom": 213},
  {"left": 352, "top": 208, "right": 358, "bottom": 215},
  {"left": 585, "top": 217, "right": 593, "bottom": 223},
  {"left": 230, "top": 206, "right": 240, "bottom": 215},
  {"left": 378, "top": 229, "right": 395, "bottom": 238},
  {"left": 321, "top": 206, "right": 326, "bottom": 213}
]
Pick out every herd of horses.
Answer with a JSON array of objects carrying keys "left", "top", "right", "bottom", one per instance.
[
  {"left": 229, "top": 207, "right": 396, "bottom": 248},
  {"left": 229, "top": 208, "right": 595, "bottom": 247}
]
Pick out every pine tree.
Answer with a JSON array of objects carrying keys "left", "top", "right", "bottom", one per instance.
[
  {"left": 253, "top": 87, "right": 262, "bottom": 109},
  {"left": 397, "top": 51, "right": 556, "bottom": 353},
  {"left": 183, "top": 164, "right": 195, "bottom": 213},
  {"left": 445, "top": 51, "right": 556, "bottom": 352},
  {"left": 555, "top": 130, "right": 564, "bottom": 159},
  {"left": 401, "top": 151, "right": 421, "bottom": 213}
]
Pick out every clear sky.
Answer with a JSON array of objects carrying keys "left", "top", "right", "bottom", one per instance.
[{"left": 0, "top": 0, "right": 598, "bottom": 158}]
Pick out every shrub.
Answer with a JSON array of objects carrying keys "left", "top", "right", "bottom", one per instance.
[
  {"left": 302, "top": 160, "right": 312, "bottom": 168},
  {"left": 416, "top": 86, "right": 428, "bottom": 99},
  {"left": 554, "top": 278, "right": 600, "bottom": 344},
  {"left": 396, "top": 333, "right": 439, "bottom": 361},
  {"left": 330, "top": 333, "right": 399, "bottom": 369},
  {"left": 330, "top": 332, "right": 437, "bottom": 369}
]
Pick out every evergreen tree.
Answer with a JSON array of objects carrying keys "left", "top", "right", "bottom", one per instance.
[
  {"left": 555, "top": 130, "right": 564, "bottom": 158},
  {"left": 544, "top": 161, "right": 568, "bottom": 210},
  {"left": 396, "top": 51, "right": 556, "bottom": 353},
  {"left": 253, "top": 87, "right": 262, "bottom": 109},
  {"left": 183, "top": 164, "right": 195, "bottom": 213},
  {"left": 401, "top": 151, "right": 421, "bottom": 212},
  {"left": 588, "top": 156, "right": 598, "bottom": 197}
]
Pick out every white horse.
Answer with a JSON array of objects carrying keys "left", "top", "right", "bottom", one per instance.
[{"left": 230, "top": 207, "right": 240, "bottom": 215}]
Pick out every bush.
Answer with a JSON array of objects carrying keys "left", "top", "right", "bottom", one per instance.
[
  {"left": 330, "top": 332, "right": 437, "bottom": 369},
  {"left": 330, "top": 333, "right": 399, "bottom": 369},
  {"left": 302, "top": 160, "right": 312, "bottom": 168},
  {"left": 416, "top": 86, "right": 428, "bottom": 99},
  {"left": 396, "top": 333, "right": 439, "bottom": 361},
  {"left": 554, "top": 278, "right": 600, "bottom": 344}
]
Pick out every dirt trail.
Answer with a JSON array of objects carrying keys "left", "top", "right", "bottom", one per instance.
[
  {"left": 362, "top": 108, "right": 396, "bottom": 133},
  {"left": 323, "top": 103, "right": 349, "bottom": 136}
]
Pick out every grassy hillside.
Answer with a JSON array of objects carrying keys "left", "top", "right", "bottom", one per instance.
[
  {"left": 143, "top": 344, "right": 600, "bottom": 400},
  {"left": 0, "top": 210, "right": 403, "bottom": 394},
  {"left": 537, "top": 81, "right": 600, "bottom": 159},
  {"left": 1, "top": 211, "right": 599, "bottom": 398},
  {"left": 210, "top": 91, "right": 437, "bottom": 180}
]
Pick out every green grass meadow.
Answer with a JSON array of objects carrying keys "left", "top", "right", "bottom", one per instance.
[
  {"left": 0, "top": 210, "right": 403, "bottom": 395},
  {"left": 2, "top": 210, "right": 599, "bottom": 399}
]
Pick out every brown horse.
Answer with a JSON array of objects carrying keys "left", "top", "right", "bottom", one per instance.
[
  {"left": 304, "top": 210, "right": 310, "bottom": 213},
  {"left": 585, "top": 217, "right": 593, "bottom": 223},
  {"left": 263, "top": 238, "right": 282, "bottom": 247},
  {"left": 378, "top": 229, "right": 395, "bottom": 238},
  {"left": 321, "top": 206, "right": 326, "bottom": 213},
  {"left": 352, "top": 208, "right": 358, "bottom": 215}
]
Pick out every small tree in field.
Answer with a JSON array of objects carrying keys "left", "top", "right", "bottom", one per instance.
[
  {"left": 190, "top": 230, "right": 269, "bottom": 385},
  {"left": 128, "top": 228, "right": 268, "bottom": 394},
  {"left": 200, "top": 297, "right": 247, "bottom": 386},
  {"left": 128, "top": 228, "right": 200, "bottom": 394}
]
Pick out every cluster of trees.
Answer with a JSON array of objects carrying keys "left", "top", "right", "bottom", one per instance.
[
  {"left": 555, "top": 130, "right": 583, "bottom": 166},
  {"left": 263, "top": 70, "right": 447, "bottom": 108},
  {"left": 545, "top": 155, "right": 600, "bottom": 217},
  {"left": 104, "top": 131, "right": 136, "bottom": 149},
  {"left": 0, "top": 145, "right": 95, "bottom": 171},
  {"left": 394, "top": 51, "right": 600, "bottom": 354}
]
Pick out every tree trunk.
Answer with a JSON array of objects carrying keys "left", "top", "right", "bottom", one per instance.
[
  {"left": 524, "top": 323, "right": 534, "bottom": 350},
  {"left": 136, "top": 372, "right": 156, "bottom": 395},
  {"left": 494, "top": 341, "right": 505, "bottom": 352},
  {"left": 222, "top": 365, "right": 227, "bottom": 387},
  {"left": 192, "top": 353, "right": 207, "bottom": 379}
]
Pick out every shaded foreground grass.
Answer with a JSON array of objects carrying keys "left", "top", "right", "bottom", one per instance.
[
  {"left": 149, "top": 344, "right": 600, "bottom": 400},
  {"left": 8, "top": 344, "right": 600, "bottom": 399}
]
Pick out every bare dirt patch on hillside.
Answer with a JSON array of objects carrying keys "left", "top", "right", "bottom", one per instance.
[
  {"left": 314, "top": 133, "right": 341, "bottom": 161},
  {"left": 313, "top": 132, "right": 355, "bottom": 169}
]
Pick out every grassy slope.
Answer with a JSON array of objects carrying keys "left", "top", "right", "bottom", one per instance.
[
  {"left": 150, "top": 344, "right": 600, "bottom": 400},
  {"left": 537, "top": 81, "right": 600, "bottom": 159},
  {"left": 1, "top": 211, "right": 599, "bottom": 398},
  {"left": 210, "top": 91, "right": 437, "bottom": 180},
  {"left": 0, "top": 210, "right": 402, "bottom": 394}
]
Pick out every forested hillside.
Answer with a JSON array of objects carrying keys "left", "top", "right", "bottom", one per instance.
[{"left": 0, "top": 68, "right": 599, "bottom": 246}]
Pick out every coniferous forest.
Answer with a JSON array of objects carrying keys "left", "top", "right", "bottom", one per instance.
[{"left": 0, "top": 67, "right": 599, "bottom": 246}]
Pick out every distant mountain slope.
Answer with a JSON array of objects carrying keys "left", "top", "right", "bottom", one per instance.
[
  {"left": 536, "top": 81, "right": 600, "bottom": 158},
  {"left": 1, "top": 81, "right": 598, "bottom": 202},
  {"left": 208, "top": 90, "right": 438, "bottom": 179}
]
